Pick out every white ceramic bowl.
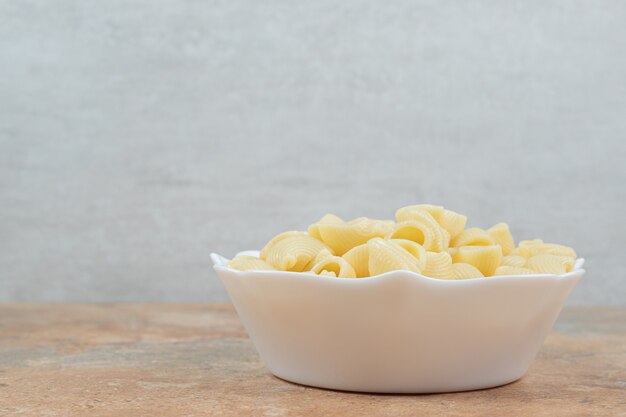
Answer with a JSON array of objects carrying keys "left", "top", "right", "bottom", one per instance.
[{"left": 211, "top": 251, "right": 584, "bottom": 393}]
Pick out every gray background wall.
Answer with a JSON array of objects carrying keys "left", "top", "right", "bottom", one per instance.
[{"left": 1, "top": 0, "right": 625, "bottom": 305}]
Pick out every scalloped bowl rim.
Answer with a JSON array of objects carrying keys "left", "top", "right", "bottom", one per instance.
[{"left": 211, "top": 251, "right": 585, "bottom": 283}]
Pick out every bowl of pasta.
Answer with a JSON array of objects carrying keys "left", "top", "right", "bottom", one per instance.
[{"left": 211, "top": 204, "right": 584, "bottom": 393}]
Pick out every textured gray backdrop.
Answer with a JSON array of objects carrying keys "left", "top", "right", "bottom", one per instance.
[{"left": 1, "top": 1, "right": 625, "bottom": 305}]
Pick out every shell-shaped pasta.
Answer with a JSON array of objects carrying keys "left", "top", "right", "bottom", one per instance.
[
  {"left": 310, "top": 256, "right": 357, "bottom": 278},
  {"left": 342, "top": 243, "right": 370, "bottom": 278},
  {"left": 308, "top": 249, "right": 334, "bottom": 269},
  {"left": 308, "top": 214, "right": 344, "bottom": 240},
  {"left": 493, "top": 266, "right": 537, "bottom": 276},
  {"left": 451, "top": 245, "right": 503, "bottom": 276},
  {"left": 423, "top": 251, "right": 453, "bottom": 279},
  {"left": 451, "top": 262, "right": 484, "bottom": 279},
  {"left": 228, "top": 256, "right": 275, "bottom": 271},
  {"left": 310, "top": 216, "right": 393, "bottom": 256},
  {"left": 263, "top": 235, "right": 331, "bottom": 272},
  {"left": 367, "top": 238, "right": 422, "bottom": 276},
  {"left": 515, "top": 239, "right": 539, "bottom": 258},
  {"left": 389, "top": 239, "right": 428, "bottom": 270},
  {"left": 526, "top": 254, "right": 574, "bottom": 274},
  {"left": 395, "top": 204, "right": 444, "bottom": 223},
  {"left": 487, "top": 223, "right": 515, "bottom": 256},
  {"left": 517, "top": 239, "right": 577, "bottom": 259},
  {"left": 260, "top": 231, "right": 310, "bottom": 259},
  {"left": 517, "top": 239, "right": 543, "bottom": 252},
  {"left": 500, "top": 255, "right": 527, "bottom": 268},
  {"left": 386, "top": 220, "right": 449, "bottom": 252},
  {"left": 451, "top": 228, "right": 497, "bottom": 247},
  {"left": 439, "top": 209, "right": 467, "bottom": 239},
  {"left": 394, "top": 210, "right": 443, "bottom": 234},
  {"left": 348, "top": 216, "right": 395, "bottom": 230}
]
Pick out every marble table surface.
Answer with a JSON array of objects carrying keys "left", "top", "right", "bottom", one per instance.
[{"left": 0, "top": 304, "right": 624, "bottom": 416}]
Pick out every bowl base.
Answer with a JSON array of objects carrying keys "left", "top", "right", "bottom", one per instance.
[{"left": 270, "top": 371, "right": 525, "bottom": 394}]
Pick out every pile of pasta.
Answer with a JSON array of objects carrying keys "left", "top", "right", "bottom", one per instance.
[{"left": 228, "top": 204, "right": 577, "bottom": 279}]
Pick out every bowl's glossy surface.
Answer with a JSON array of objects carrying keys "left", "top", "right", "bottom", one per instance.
[{"left": 211, "top": 251, "right": 584, "bottom": 393}]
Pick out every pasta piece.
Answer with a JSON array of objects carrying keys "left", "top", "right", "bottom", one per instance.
[
  {"left": 389, "top": 239, "right": 427, "bottom": 270},
  {"left": 349, "top": 216, "right": 395, "bottom": 229},
  {"left": 228, "top": 256, "right": 275, "bottom": 271},
  {"left": 396, "top": 204, "right": 444, "bottom": 223},
  {"left": 451, "top": 263, "right": 484, "bottom": 279},
  {"left": 451, "top": 245, "right": 503, "bottom": 276},
  {"left": 386, "top": 220, "right": 449, "bottom": 252},
  {"left": 367, "top": 238, "right": 422, "bottom": 276},
  {"left": 252, "top": 204, "right": 578, "bottom": 279},
  {"left": 439, "top": 209, "right": 467, "bottom": 239},
  {"left": 423, "top": 251, "right": 453, "bottom": 279},
  {"left": 392, "top": 209, "right": 438, "bottom": 232},
  {"left": 493, "top": 266, "right": 537, "bottom": 276},
  {"left": 310, "top": 216, "right": 393, "bottom": 256},
  {"left": 396, "top": 205, "right": 466, "bottom": 240},
  {"left": 526, "top": 254, "right": 574, "bottom": 275},
  {"left": 500, "top": 255, "right": 527, "bottom": 268},
  {"left": 308, "top": 249, "right": 334, "bottom": 269},
  {"left": 517, "top": 239, "right": 577, "bottom": 259},
  {"left": 487, "top": 223, "right": 515, "bottom": 255},
  {"left": 396, "top": 210, "right": 450, "bottom": 248},
  {"left": 451, "top": 228, "right": 497, "bottom": 247},
  {"left": 515, "top": 239, "right": 541, "bottom": 257},
  {"left": 342, "top": 243, "right": 370, "bottom": 278},
  {"left": 260, "top": 231, "right": 310, "bottom": 259},
  {"left": 308, "top": 214, "right": 344, "bottom": 240},
  {"left": 516, "top": 239, "right": 543, "bottom": 255},
  {"left": 262, "top": 234, "right": 331, "bottom": 271},
  {"left": 310, "top": 256, "right": 357, "bottom": 278}
]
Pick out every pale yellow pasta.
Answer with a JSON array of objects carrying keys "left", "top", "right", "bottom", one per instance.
[
  {"left": 307, "top": 214, "right": 344, "bottom": 240},
  {"left": 451, "top": 228, "right": 497, "bottom": 247},
  {"left": 386, "top": 220, "right": 449, "bottom": 252},
  {"left": 309, "top": 216, "right": 393, "bottom": 256},
  {"left": 439, "top": 209, "right": 467, "bottom": 239},
  {"left": 367, "top": 238, "right": 422, "bottom": 276},
  {"left": 423, "top": 251, "right": 453, "bottom": 279},
  {"left": 493, "top": 266, "right": 537, "bottom": 276},
  {"left": 247, "top": 204, "right": 578, "bottom": 279},
  {"left": 342, "top": 237, "right": 428, "bottom": 277},
  {"left": 451, "top": 245, "right": 503, "bottom": 276},
  {"left": 394, "top": 209, "right": 440, "bottom": 230},
  {"left": 395, "top": 204, "right": 444, "bottom": 223},
  {"left": 228, "top": 256, "right": 275, "bottom": 271},
  {"left": 500, "top": 255, "right": 527, "bottom": 268},
  {"left": 261, "top": 233, "right": 330, "bottom": 271},
  {"left": 260, "top": 231, "right": 310, "bottom": 259},
  {"left": 487, "top": 223, "right": 515, "bottom": 255},
  {"left": 310, "top": 256, "right": 357, "bottom": 278},
  {"left": 310, "top": 249, "right": 334, "bottom": 266},
  {"left": 389, "top": 239, "right": 428, "bottom": 270},
  {"left": 342, "top": 243, "right": 370, "bottom": 278},
  {"left": 517, "top": 239, "right": 577, "bottom": 259},
  {"left": 514, "top": 239, "right": 542, "bottom": 254},
  {"left": 396, "top": 205, "right": 466, "bottom": 240},
  {"left": 526, "top": 254, "right": 574, "bottom": 274},
  {"left": 451, "top": 263, "right": 484, "bottom": 279}
]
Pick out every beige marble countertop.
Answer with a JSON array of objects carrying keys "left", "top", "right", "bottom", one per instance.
[{"left": 0, "top": 304, "right": 624, "bottom": 416}]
